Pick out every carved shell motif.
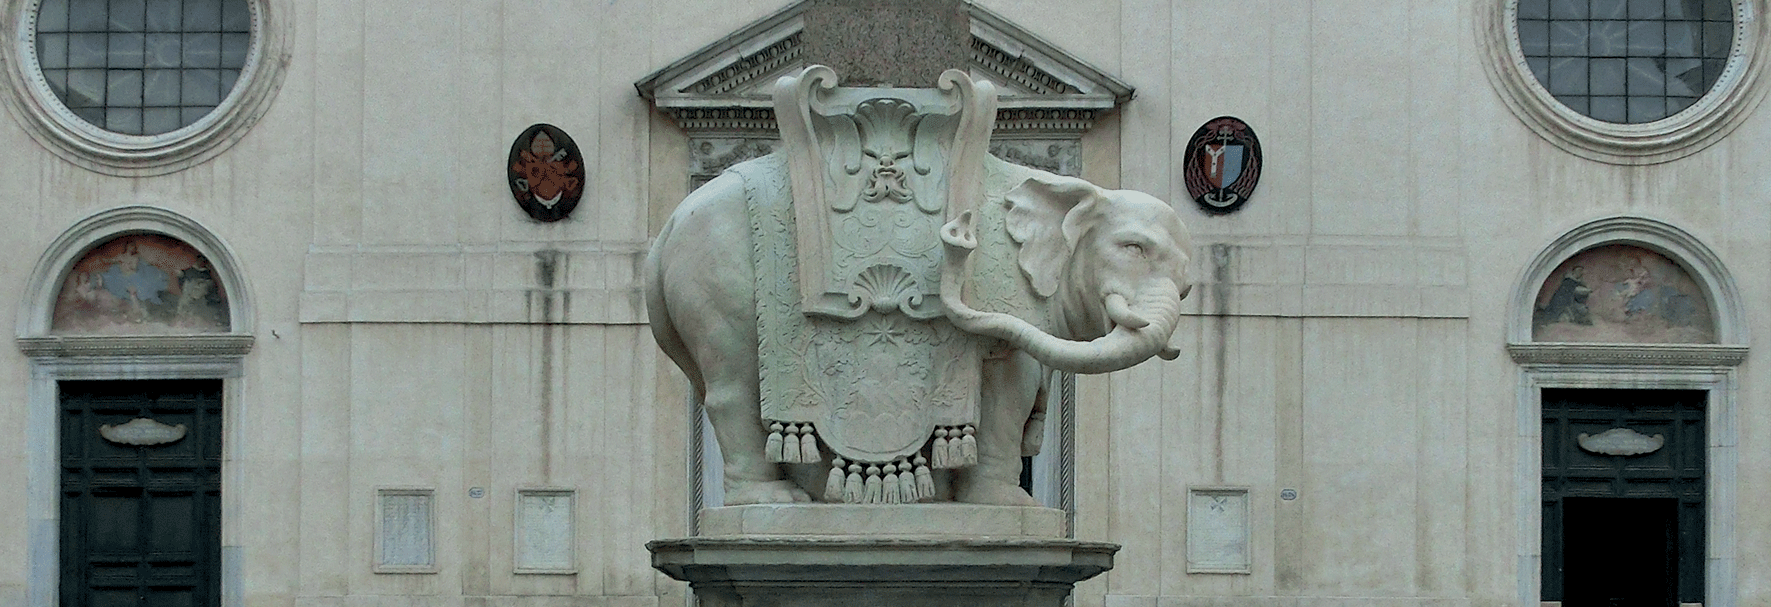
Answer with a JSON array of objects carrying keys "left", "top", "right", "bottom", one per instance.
[
  {"left": 99, "top": 417, "right": 188, "bottom": 446},
  {"left": 849, "top": 264, "right": 924, "bottom": 316},
  {"left": 1577, "top": 427, "right": 1664, "bottom": 457}
]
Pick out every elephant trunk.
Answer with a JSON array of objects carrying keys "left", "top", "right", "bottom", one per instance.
[{"left": 941, "top": 218, "right": 1184, "bottom": 374}]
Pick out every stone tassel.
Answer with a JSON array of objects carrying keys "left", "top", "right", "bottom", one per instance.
[
  {"left": 863, "top": 465, "right": 883, "bottom": 503},
  {"left": 881, "top": 463, "right": 901, "bottom": 503},
  {"left": 766, "top": 422, "right": 785, "bottom": 463},
  {"left": 897, "top": 459, "right": 918, "bottom": 501},
  {"left": 782, "top": 424, "right": 802, "bottom": 463},
  {"left": 959, "top": 426, "right": 978, "bottom": 466},
  {"left": 799, "top": 426, "right": 820, "bottom": 464},
  {"left": 931, "top": 428, "right": 950, "bottom": 468},
  {"left": 824, "top": 458, "right": 847, "bottom": 502},
  {"left": 914, "top": 456, "right": 935, "bottom": 500},
  {"left": 844, "top": 463, "right": 865, "bottom": 503}
]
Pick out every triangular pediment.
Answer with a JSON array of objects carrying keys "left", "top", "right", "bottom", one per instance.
[{"left": 636, "top": 1, "right": 1133, "bottom": 135}]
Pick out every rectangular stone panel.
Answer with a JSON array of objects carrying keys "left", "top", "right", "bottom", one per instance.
[
  {"left": 1186, "top": 487, "right": 1250, "bottom": 574},
  {"left": 515, "top": 489, "right": 575, "bottom": 573},
  {"left": 375, "top": 488, "right": 435, "bottom": 572}
]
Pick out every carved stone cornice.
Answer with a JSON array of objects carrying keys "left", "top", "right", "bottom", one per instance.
[
  {"left": 637, "top": 1, "right": 1132, "bottom": 139},
  {"left": 1507, "top": 342, "right": 1748, "bottom": 368},
  {"left": 17, "top": 334, "right": 256, "bottom": 360}
]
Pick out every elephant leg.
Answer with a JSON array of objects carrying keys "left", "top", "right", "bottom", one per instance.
[
  {"left": 954, "top": 350, "right": 1043, "bottom": 506},
  {"left": 701, "top": 362, "right": 809, "bottom": 505}
]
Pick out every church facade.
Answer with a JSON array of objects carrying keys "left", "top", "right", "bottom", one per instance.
[{"left": 1, "top": 0, "right": 1768, "bottom": 605}]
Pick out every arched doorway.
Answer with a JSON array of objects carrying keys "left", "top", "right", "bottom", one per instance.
[
  {"left": 1508, "top": 216, "right": 1746, "bottom": 607},
  {"left": 15, "top": 206, "right": 254, "bottom": 607}
]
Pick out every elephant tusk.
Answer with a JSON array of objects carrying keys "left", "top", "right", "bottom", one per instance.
[{"left": 1104, "top": 293, "right": 1150, "bottom": 330}]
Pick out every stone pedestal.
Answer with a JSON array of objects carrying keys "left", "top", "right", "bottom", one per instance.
[{"left": 649, "top": 505, "right": 1116, "bottom": 607}]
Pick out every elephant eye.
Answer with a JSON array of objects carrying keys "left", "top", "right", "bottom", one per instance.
[{"left": 1119, "top": 241, "right": 1146, "bottom": 256}]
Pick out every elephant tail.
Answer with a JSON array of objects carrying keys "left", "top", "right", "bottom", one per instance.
[{"left": 645, "top": 214, "right": 707, "bottom": 403}]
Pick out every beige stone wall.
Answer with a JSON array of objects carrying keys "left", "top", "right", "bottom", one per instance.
[{"left": 1, "top": 0, "right": 1768, "bottom": 606}]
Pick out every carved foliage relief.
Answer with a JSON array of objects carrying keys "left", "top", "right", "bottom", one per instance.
[
  {"left": 1533, "top": 245, "right": 1715, "bottom": 343},
  {"left": 52, "top": 234, "right": 229, "bottom": 334}
]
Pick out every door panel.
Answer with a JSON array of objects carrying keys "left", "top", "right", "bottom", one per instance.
[
  {"left": 61, "top": 380, "right": 222, "bottom": 607},
  {"left": 1541, "top": 388, "right": 1704, "bottom": 607}
]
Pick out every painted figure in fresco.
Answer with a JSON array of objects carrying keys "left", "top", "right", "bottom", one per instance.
[
  {"left": 1539, "top": 265, "right": 1593, "bottom": 326},
  {"left": 175, "top": 261, "right": 227, "bottom": 328},
  {"left": 51, "top": 235, "right": 231, "bottom": 334},
  {"left": 99, "top": 241, "right": 171, "bottom": 324}
]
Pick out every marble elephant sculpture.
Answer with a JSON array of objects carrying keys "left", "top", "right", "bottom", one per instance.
[{"left": 646, "top": 155, "right": 1193, "bottom": 506}]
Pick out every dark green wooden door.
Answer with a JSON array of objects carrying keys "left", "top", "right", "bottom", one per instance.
[
  {"left": 1542, "top": 388, "right": 1705, "bottom": 607},
  {"left": 61, "top": 380, "right": 223, "bottom": 607}
]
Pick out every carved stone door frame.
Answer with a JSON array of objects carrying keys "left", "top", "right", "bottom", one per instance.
[
  {"left": 1512, "top": 366, "right": 1737, "bottom": 607},
  {"left": 15, "top": 206, "right": 253, "bottom": 606},
  {"left": 1507, "top": 215, "right": 1747, "bottom": 606}
]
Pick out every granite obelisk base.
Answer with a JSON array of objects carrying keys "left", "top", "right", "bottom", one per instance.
[{"left": 648, "top": 505, "right": 1116, "bottom": 607}]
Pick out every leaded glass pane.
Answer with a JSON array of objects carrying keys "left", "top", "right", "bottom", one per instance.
[
  {"left": 68, "top": 0, "right": 105, "bottom": 30},
  {"left": 68, "top": 33, "right": 105, "bottom": 68},
  {"left": 1551, "top": 57, "right": 1590, "bottom": 95},
  {"left": 39, "top": 0, "right": 69, "bottom": 32},
  {"left": 105, "top": 106, "right": 140, "bottom": 134},
  {"left": 1592, "top": 21, "right": 1628, "bottom": 55},
  {"left": 1591, "top": 96, "right": 1628, "bottom": 121},
  {"left": 109, "top": 33, "right": 144, "bottom": 66},
  {"left": 109, "top": 0, "right": 145, "bottom": 32},
  {"left": 1551, "top": 0, "right": 1587, "bottom": 19},
  {"left": 106, "top": 69, "right": 142, "bottom": 106},
  {"left": 38, "top": 33, "right": 69, "bottom": 67},
  {"left": 143, "top": 69, "right": 178, "bottom": 104},
  {"left": 1592, "top": 58, "right": 1627, "bottom": 95},
  {"left": 66, "top": 70, "right": 104, "bottom": 107},
  {"left": 145, "top": 33, "right": 179, "bottom": 67},
  {"left": 32, "top": 0, "right": 251, "bottom": 135},
  {"left": 1517, "top": 0, "right": 1734, "bottom": 123},
  {"left": 144, "top": 0, "right": 180, "bottom": 31}
]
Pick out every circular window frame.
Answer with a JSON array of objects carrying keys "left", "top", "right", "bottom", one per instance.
[
  {"left": 1479, "top": 0, "right": 1771, "bottom": 165},
  {"left": 0, "top": 0, "right": 290, "bottom": 176}
]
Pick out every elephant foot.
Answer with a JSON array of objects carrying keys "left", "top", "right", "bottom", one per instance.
[
  {"left": 953, "top": 477, "right": 1041, "bottom": 506},
  {"left": 724, "top": 479, "right": 812, "bottom": 505}
]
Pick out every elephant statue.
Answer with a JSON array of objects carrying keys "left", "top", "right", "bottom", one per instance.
[{"left": 645, "top": 67, "right": 1192, "bottom": 506}]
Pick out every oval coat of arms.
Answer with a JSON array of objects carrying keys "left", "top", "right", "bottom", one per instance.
[
  {"left": 508, "top": 123, "right": 586, "bottom": 222},
  {"left": 1183, "top": 116, "right": 1263, "bottom": 214}
]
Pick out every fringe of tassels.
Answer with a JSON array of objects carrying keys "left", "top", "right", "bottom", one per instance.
[
  {"left": 801, "top": 423, "right": 977, "bottom": 504},
  {"left": 822, "top": 456, "right": 935, "bottom": 504},
  {"left": 765, "top": 421, "right": 823, "bottom": 464}
]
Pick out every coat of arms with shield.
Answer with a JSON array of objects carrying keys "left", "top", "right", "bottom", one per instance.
[{"left": 1183, "top": 116, "right": 1263, "bottom": 214}]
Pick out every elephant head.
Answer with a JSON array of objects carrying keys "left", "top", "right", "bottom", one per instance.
[{"left": 941, "top": 175, "right": 1193, "bottom": 374}]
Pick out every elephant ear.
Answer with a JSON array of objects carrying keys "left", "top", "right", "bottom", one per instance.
[{"left": 1004, "top": 175, "right": 1103, "bottom": 298}]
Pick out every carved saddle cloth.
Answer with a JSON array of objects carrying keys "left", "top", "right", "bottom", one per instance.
[{"left": 738, "top": 153, "right": 982, "bottom": 469}]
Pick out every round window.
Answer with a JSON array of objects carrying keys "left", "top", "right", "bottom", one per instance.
[
  {"left": 1479, "top": 0, "right": 1770, "bottom": 164},
  {"left": 2, "top": 0, "right": 288, "bottom": 175},
  {"left": 33, "top": 0, "right": 251, "bottom": 135},
  {"left": 1517, "top": 0, "right": 1734, "bottom": 124}
]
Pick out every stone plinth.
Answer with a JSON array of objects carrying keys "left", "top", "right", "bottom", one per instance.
[{"left": 649, "top": 505, "right": 1116, "bottom": 607}]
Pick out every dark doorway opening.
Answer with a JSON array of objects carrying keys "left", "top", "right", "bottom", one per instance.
[
  {"left": 1541, "top": 388, "right": 1705, "bottom": 607},
  {"left": 60, "top": 380, "right": 223, "bottom": 607},
  {"left": 1561, "top": 497, "right": 1678, "bottom": 606}
]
